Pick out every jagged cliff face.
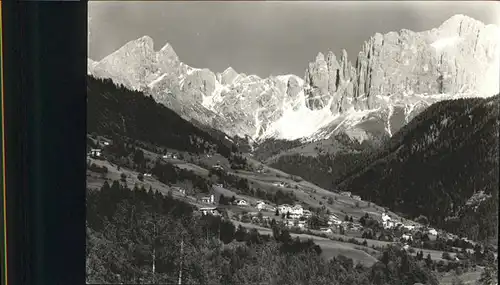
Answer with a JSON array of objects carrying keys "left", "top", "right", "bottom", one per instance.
[{"left": 88, "top": 15, "right": 499, "bottom": 144}]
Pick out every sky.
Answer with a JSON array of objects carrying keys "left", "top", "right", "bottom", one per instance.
[{"left": 88, "top": 1, "right": 499, "bottom": 78}]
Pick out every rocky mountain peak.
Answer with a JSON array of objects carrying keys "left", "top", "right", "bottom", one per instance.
[{"left": 89, "top": 15, "right": 499, "bottom": 143}]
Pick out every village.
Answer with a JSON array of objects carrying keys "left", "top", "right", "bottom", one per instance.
[
  {"left": 194, "top": 186, "right": 468, "bottom": 254},
  {"left": 86, "top": 136, "right": 481, "bottom": 265}
]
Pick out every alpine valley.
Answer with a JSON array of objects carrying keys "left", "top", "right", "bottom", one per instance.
[
  {"left": 88, "top": 14, "right": 499, "bottom": 246},
  {"left": 87, "top": 13, "right": 500, "bottom": 285}
]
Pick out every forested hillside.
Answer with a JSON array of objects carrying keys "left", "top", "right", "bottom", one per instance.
[
  {"left": 87, "top": 76, "right": 234, "bottom": 158},
  {"left": 266, "top": 133, "right": 377, "bottom": 190},
  {"left": 86, "top": 181, "right": 439, "bottom": 285},
  {"left": 337, "top": 96, "right": 500, "bottom": 243}
]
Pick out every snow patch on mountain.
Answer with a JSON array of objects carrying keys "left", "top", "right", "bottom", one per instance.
[
  {"left": 88, "top": 15, "right": 499, "bottom": 144},
  {"left": 431, "top": 36, "right": 463, "bottom": 51}
]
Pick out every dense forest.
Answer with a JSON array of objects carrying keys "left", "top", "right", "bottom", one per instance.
[
  {"left": 266, "top": 133, "right": 377, "bottom": 190},
  {"left": 87, "top": 75, "right": 234, "bottom": 158},
  {"left": 86, "top": 181, "right": 440, "bottom": 285},
  {"left": 337, "top": 96, "right": 500, "bottom": 243},
  {"left": 270, "top": 151, "right": 366, "bottom": 190}
]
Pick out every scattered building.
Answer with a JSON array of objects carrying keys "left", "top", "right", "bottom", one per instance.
[
  {"left": 264, "top": 204, "right": 276, "bottom": 212},
  {"left": 403, "top": 225, "right": 415, "bottom": 231},
  {"left": 89, "top": 149, "right": 102, "bottom": 157},
  {"left": 302, "top": 210, "right": 312, "bottom": 218},
  {"left": 428, "top": 228, "right": 438, "bottom": 236},
  {"left": 278, "top": 204, "right": 292, "bottom": 214},
  {"left": 144, "top": 173, "right": 152, "bottom": 177},
  {"left": 212, "top": 164, "right": 224, "bottom": 171},
  {"left": 290, "top": 204, "right": 304, "bottom": 216},
  {"left": 235, "top": 199, "right": 248, "bottom": 206},
  {"left": 352, "top": 195, "right": 362, "bottom": 201},
  {"left": 340, "top": 191, "right": 352, "bottom": 197},
  {"left": 199, "top": 207, "right": 221, "bottom": 216},
  {"left": 382, "top": 213, "right": 395, "bottom": 229},
  {"left": 200, "top": 194, "right": 215, "bottom": 204},
  {"left": 402, "top": 234, "right": 413, "bottom": 241},
  {"left": 162, "top": 153, "right": 178, "bottom": 159},
  {"left": 273, "top": 182, "right": 286, "bottom": 188},
  {"left": 320, "top": 227, "right": 333, "bottom": 233}
]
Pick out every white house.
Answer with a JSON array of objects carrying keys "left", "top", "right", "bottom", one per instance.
[
  {"left": 264, "top": 204, "right": 276, "bottom": 212},
  {"left": 290, "top": 204, "right": 304, "bottom": 216},
  {"left": 273, "top": 182, "right": 286, "bottom": 188},
  {"left": 90, "top": 149, "right": 102, "bottom": 157},
  {"left": 256, "top": 201, "right": 266, "bottom": 210},
  {"left": 402, "top": 234, "right": 413, "bottom": 241},
  {"left": 278, "top": 204, "right": 292, "bottom": 214},
  {"left": 236, "top": 199, "right": 248, "bottom": 206},
  {"left": 320, "top": 227, "right": 333, "bottom": 233},
  {"left": 428, "top": 228, "right": 438, "bottom": 236},
  {"left": 404, "top": 225, "right": 416, "bottom": 231},
  {"left": 162, "top": 153, "right": 178, "bottom": 159},
  {"left": 352, "top": 195, "right": 362, "bottom": 201},
  {"left": 340, "top": 191, "right": 352, "bottom": 197},
  {"left": 403, "top": 244, "right": 410, "bottom": 251},
  {"left": 382, "top": 213, "right": 395, "bottom": 229},
  {"left": 302, "top": 210, "right": 312, "bottom": 218},
  {"left": 199, "top": 207, "right": 221, "bottom": 216},
  {"left": 200, "top": 194, "right": 215, "bottom": 204}
]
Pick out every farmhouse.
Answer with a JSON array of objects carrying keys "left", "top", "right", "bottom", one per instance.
[
  {"left": 278, "top": 204, "right": 292, "bottom": 214},
  {"left": 352, "top": 195, "right": 362, "bottom": 201},
  {"left": 402, "top": 234, "right": 413, "bottom": 241},
  {"left": 200, "top": 194, "right": 215, "bottom": 204},
  {"left": 235, "top": 199, "right": 248, "bottom": 206},
  {"left": 199, "top": 207, "right": 221, "bottom": 216},
  {"left": 320, "top": 227, "right": 333, "bottom": 233},
  {"left": 340, "top": 191, "right": 352, "bottom": 197},
  {"left": 428, "top": 228, "right": 438, "bottom": 236},
  {"left": 382, "top": 213, "right": 395, "bottom": 229},
  {"left": 302, "top": 210, "right": 312, "bottom": 218},
  {"left": 290, "top": 204, "right": 304, "bottom": 216},
  {"left": 89, "top": 149, "right": 102, "bottom": 157},
  {"left": 273, "top": 182, "right": 286, "bottom": 188}
]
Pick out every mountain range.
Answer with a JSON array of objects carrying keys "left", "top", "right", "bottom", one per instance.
[{"left": 88, "top": 14, "right": 499, "bottom": 147}]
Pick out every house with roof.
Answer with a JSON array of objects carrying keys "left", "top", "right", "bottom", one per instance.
[
  {"left": 89, "top": 149, "right": 102, "bottom": 157},
  {"left": 235, "top": 199, "right": 248, "bottom": 206},
  {"left": 302, "top": 209, "right": 312, "bottom": 218},
  {"left": 320, "top": 227, "right": 333, "bottom": 233},
  {"left": 211, "top": 163, "right": 224, "bottom": 171},
  {"left": 273, "top": 182, "right": 286, "bottom": 188},
  {"left": 290, "top": 204, "right": 304, "bottom": 216},
  {"left": 402, "top": 234, "right": 413, "bottom": 241},
  {"left": 428, "top": 228, "right": 438, "bottom": 236},
  {"left": 278, "top": 204, "right": 292, "bottom": 214},
  {"left": 352, "top": 195, "right": 362, "bottom": 201},
  {"left": 200, "top": 194, "right": 215, "bottom": 204},
  {"left": 199, "top": 207, "right": 221, "bottom": 216},
  {"left": 382, "top": 213, "right": 395, "bottom": 229},
  {"left": 340, "top": 191, "right": 352, "bottom": 197}
]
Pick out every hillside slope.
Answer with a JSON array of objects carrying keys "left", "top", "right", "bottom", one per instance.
[
  {"left": 337, "top": 95, "right": 500, "bottom": 243},
  {"left": 87, "top": 75, "right": 235, "bottom": 158}
]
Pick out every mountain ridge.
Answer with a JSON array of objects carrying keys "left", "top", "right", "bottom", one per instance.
[
  {"left": 335, "top": 95, "right": 500, "bottom": 242},
  {"left": 88, "top": 14, "right": 499, "bottom": 145}
]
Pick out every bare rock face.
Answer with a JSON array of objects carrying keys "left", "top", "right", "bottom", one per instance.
[
  {"left": 219, "top": 67, "right": 239, "bottom": 85},
  {"left": 92, "top": 36, "right": 160, "bottom": 91},
  {"left": 89, "top": 15, "right": 499, "bottom": 143},
  {"left": 286, "top": 76, "right": 301, "bottom": 98}
]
